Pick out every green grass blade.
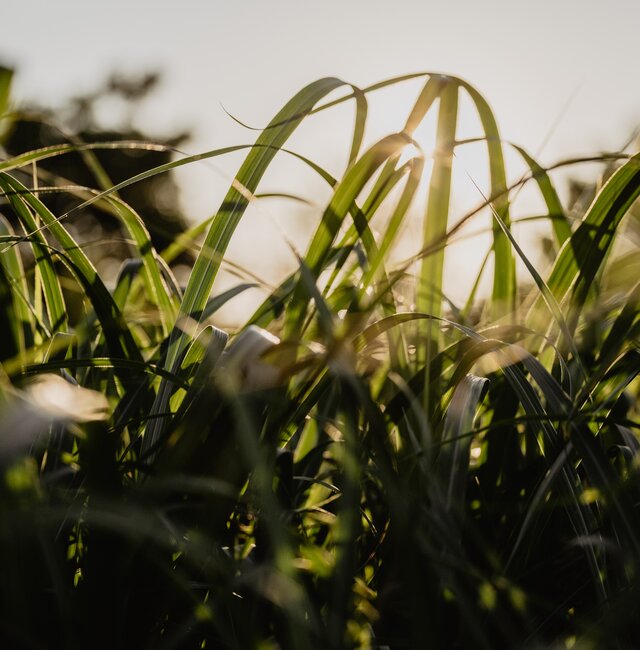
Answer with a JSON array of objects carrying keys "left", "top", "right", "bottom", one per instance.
[
  {"left": 530, "top": 153, "right": 640, "bottom": 331},
  {"left": 23, "top": 357, "right": 189, "bottom": 389},
  {"left": 0, "top": 141, "right": 171, "bottom": 174},
  {"left": 347, "top": 85, "right": 367, "bottom": 166},
  {"left": 512, "top": 144, "right": 571, "bottom": 247},
  {"left": 105, "top": 197, "right": 177, "bottom": 335},
  {"left": 0, "top": 215, "right": 33, "bottom": 355},
  {"left": 165, "top": 324, "right": 229, "bottom": 422},
  {"left": 416, "top": 79, "right": 458, "bottom": 412},
  {"left": 145, "top": 78, "right": 349, "bottom": 456},
  {"left": 177, "top": 77, "right": 346, "bottom": 332},
  {"left": 0, "top": 65, "right": 12, "bottom": 143},
  {"left": 460, "top": 81, "right": 516, "bottom": 319},
  {"left": 284, "top": 133, "right": 412, "bottom": 338},
  {"left": 362, "top": 157, "right": 424, "bottom": 288},
  {"left": 598, "top": 280, "right": 640, "bottom": 365},
  {"left": 321, "top": 155, "right": 422, "bottom": 324},
  {"left": 437, "top": 374, "right": 488, "bottom": 512},
  {"left": 473, "top": 182, "right": 586, "bottom": 388},
  {"left": 0, "top": 173, "right": 141, "bottom": 362},
  {"left": 161, "top": 145, "right": 340, "bottom": 265},
  {"left": 418, "top": 80, "right": 458, "bottom": 328},
  {"left": 112, "top": 259, "right": 143, "bottom": 311},
  {"left": 0, "top": 177, "right": 67, "bottom": 335}
]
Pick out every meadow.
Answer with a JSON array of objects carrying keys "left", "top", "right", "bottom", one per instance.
[{"left": 0, "top": 67, "right": 639, "bottom": 649}]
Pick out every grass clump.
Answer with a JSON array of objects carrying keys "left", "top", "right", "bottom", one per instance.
[{"left": 0, "top": 68, "right": 639, "bottom": 649}]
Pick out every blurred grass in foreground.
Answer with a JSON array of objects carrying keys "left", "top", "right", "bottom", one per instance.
[{"left": 0, "top": 67, "right": 639, "bottom": 649}]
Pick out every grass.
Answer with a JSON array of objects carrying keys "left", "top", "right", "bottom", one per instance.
[{"left": 0, "top": 68, "right": 639, "bottom": 649}]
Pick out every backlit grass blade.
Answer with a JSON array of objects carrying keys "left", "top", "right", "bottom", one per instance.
[
  {"left": 33, "top": 188, "right": 180, "bottom": 334},
  {"left": 0, "top": 252, "right": 23, "bottom": 362},
  {"left": 418, "top": 79, "right": 458, "bottom": 337},
  {"left": 0, "top": 177, "right": 67, "bottom": 335},
  {"left": 7, "top": 144, "right": 328, "bottom": 261},
  {"left": 113, "top": 259, "right": 143, "bottom": 311},
  {"left": 165, "top": 324, "right": 228, "bottom": 419},
  {"left": 522, "top": 351, "right": 640, "bottom": 562},
  {"left": 347, "top": 86, "right": 367, "bottom": 166},
  {"left": 154, "top": 326, "right": 230, "bottom": 465},
  {"left": 319, "top": 156, "right": 422, "bottom": 339},
  {"left": 145, "top": 78, "right": 350, "bottom": 456},
  {"left": 1, "top": 140, "right": 337, "bottom": 255},
  {"left": 325, "top": 76, "right": 441, "bottom": 281},
  {"left": 23, "top": 357, "right": 189, "bottom": 389},
  {"left": 512, "top": 144, "right": 571, "bottom": 247},
  {"left": 0, "top": 215, "right": 33, "bottom": 356},
  {"left": 0, "top": 66, "right": 10, "bottom": 113},
  {"left": 176, "top": 77, "right": 345, "bottom": 333},
  {"left": 248, "top": 272, "right": 298, "bottom": 328},
  {"left": 570, "top": 285, "right": 640, "bottom": 411},
  {"left": 530, "top": 153, "right": 640, "bottom": 334},
  {"left": 0, "top": 66, "right": 12, "bottom": 142},
  {"left": 461, "top": 248, "right": 491, "bottom": 322},
  {"left": 437, "top": 374, "right": 488, "bottom": 512},
  {"left": 284, "top": 133, "right": 413, "bottom": 338},
  {"left": 405, "top": 76, "right": 445, "bottom": 133},
  {"left": 161, "top": 145, "right": 340, "bottom": 265},
  {"left": 0, "top": 141, "right": 171, "bottom": 175},
  {"left": 329, "top": 155, "right": 424, "bottom": 374},
  {"left": 201, "top": 282, "right": 258, "bottom": 320},
  {"left": 598, "top": 280, "right": 640, "bottom": 366},
  {"left": 476, "top": 183, "right": 586, "bottom": 388},
  {"left": 362, "top": 156, "right": 424, "bottom": 288},
  {"left": 9, "top": 112, "right": 121, "bottom": 197},
  {"left": 0, "top": 173, "right": 141, "bottom": 362},
  {"left": 318, "top": 79, "right": 441, "bottom": 299},
  {"left": 460, "top": 81, "right": 516, "bottom": 319},
  {"left": 104, "top": 197, "right": 177, "bottom": 335}
]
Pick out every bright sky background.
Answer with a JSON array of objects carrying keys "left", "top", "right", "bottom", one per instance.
[{"left": 3, "top": 0, "right": 640, "bottom": 320}]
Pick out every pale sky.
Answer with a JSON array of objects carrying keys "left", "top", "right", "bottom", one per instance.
[{"left": 3, "top": 0, "right": 639, "bottom": 320}]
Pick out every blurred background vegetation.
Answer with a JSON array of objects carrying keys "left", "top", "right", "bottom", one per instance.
[{"left": 1, "top": 66, "right": 192, "bottom": 277}]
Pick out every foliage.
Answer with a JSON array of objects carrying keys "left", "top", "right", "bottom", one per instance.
[
  {"left": 1, "top": 69, "right": 191, "bottom": 265},
  {"left": 0, "top": 68, "right": 638, "bottom": 649}
]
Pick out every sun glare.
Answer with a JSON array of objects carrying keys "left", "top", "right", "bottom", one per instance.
[{"left": 365, "top": 81, "right": 499, "bottom": 305}]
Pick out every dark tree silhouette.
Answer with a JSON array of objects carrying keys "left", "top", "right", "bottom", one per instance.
[{"left": 2, "top": 69, "right": 192, "bottom": 265}]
